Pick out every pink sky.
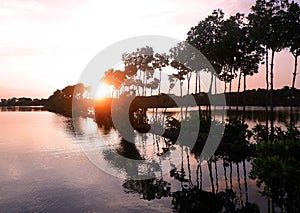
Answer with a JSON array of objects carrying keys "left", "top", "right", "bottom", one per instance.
[{"left": 0, "top": 0, "right": 299, "bottom": 99}]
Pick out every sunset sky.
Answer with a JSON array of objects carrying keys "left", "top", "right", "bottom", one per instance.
[{"left": 0, "top": 0, "right": 299, "bottom": 99}]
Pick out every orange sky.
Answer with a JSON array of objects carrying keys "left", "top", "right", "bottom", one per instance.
[{"left": 0, "top": 0, "right": 299, "bottom": 99}]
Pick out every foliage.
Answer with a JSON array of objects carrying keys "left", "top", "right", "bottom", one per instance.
[
  {"left": 0, "top": 97, "right": 43, "bottom": 106},
  {"left": 250, "top": 126, "right": 300, "bottom": 212},
  {"left": 44, "top": 83, "right": 90, "bottom": 117},
  {"left": 165, "top": 115, "right": 181, "bottom": 131},
  {"left": 216, "top": 119, "right": 254, "bottom": 161}
]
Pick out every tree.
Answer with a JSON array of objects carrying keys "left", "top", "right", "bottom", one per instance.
[
  {"left": 122, "top": 46, "right": 155, "bottom": 96},
  {"left": 146, "top": 78, "right": 159, "bottom": 95},
  {"left": 250, "top": 127, "right": 300, "bottom": 212},
  {"left": 238, "top": 24, "right": 263, "bottom": 117},
  {"left": 218, "top": 13, "right": 244, "bottom": 95},
  {"left": 168, "top": 75, "right": 177, "bottom": 94},
  {"left": 248, "top": 0, "right": 289, "bottom": 140},
  {"left": 283, "top": 1, "right": 300, "bottom": 125},
  {"left": 169, "top": 42, "right": 193, "bottom": 95},
  {"left": 187, "top": 9, "right": 225, "bottom": 94},
  {"left": 170, "top": 60, "right": 188, "bottom": 97},
  {"left": 102, "top": 69, "right": 126, "bottom": 98},
  {"left": 153, "top": 53, "right": 169, "bottom": 94}
]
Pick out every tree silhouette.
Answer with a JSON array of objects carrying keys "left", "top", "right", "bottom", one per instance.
[
  {"left": 187, "top": 9, "right": 225, "bottom": 94},
  {"left": 169, "top": 42, "right": 194, "bottom": 95},
  {"left": 170, "top": 60, "right": 187, "bottom": 97},
  {"left": 153, "top": 53, "right": 169, "bottom": 94},
  {"left": 283, "top": 1, "right": 300, "bottom": 125},
  {"left": 102, "top": 69, "right": 126, "bottom": 98},
  {"left": 248, "top": 0, "right": 290, "bottom": 140},
  {"left": 168, "top": 74, "right": 177, "bottom": 94},
  {"left": 122, "top": 46, "right": 155, "bottom": 96}
]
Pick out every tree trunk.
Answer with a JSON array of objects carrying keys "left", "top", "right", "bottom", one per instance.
[
  {"left": 196, "top": 163, "right": 200, "bottom": 189},
  {"left": 198, "top": 72, "right": 201, "bottom": 93},
  {"left": 229, "top": 68, "right": 233, "bottom": 110},
  {"left": 187, "top": 73, "right": 191, "bottom": 95},
  {"left": 243, "top": 159, "right": 249, "bottom": 203},
  {"left": 214, "top": 75, "right": 217, "bottom": 120},
  {"left": 214, "top": 74, "right": 217, "bottom": 94},
  {"left": 195, "top": 71, "right": 198, "bottom": 94},
  {"left": 208, "top": 159, "right": 215, "bottom": 193},
  {"left": 222, "top": 81, "right": 226, "bottom": 122},
  {"left": 180, "top": 81, "right": 183, "bottom": 97},
  {"left": 236, "top": 163, "right": 242, "bottom": 204},
  {"left": 290, "top": 54, "right": 298, "bottom": 126},
  {"left": 265, "top": 48, "right": 269, "bottom": 140},
  {"left": 143, "top": 71, "right": 146, "bottom": 96},
  {"left": 270, "top": 50, "right": 275, "bottom": 141},
  {"left": 236, "top": 70, "right": 242, "bottom": 115},
  {"left": 207, "top": 72, "right": 212, "bottom": 117},
  {"left": 186, "top": 149, "right": 192, "bottom": 184},
  {"left": 229, "top": 161, "right": 233, "bottom": 189},
  {"left": 144, "top": 73, "right": 148, "bottom": 96},
  {"left": 158, "top": 70, "right": 162, "bottom": 95},
  {"left": 209, "top": 72, "right": 214, "bottom": 94},
  {"left": 214, "top": 160, "right": 218, "bottom": 193},
  {"left": 243, "top": 73, "right": 247, "bottom": 121},
  {"left": 139, "top": 71, "right": 142, "bottom": 96},
  {"left": 223, "top": 159, "right": 228, "bottom": 189}
]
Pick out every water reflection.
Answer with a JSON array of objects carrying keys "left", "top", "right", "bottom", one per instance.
[
  {"left": 3, "top": 108, "right": 287, "bottom": 212},
  {"left": 71, "top": 110, "right": 276, "bottom": 212},
  {"left": 123, "top": 178, "right": 171, "bottom": 201},
  {"left": 0, "top": 106, "right": 45, "bottom": 112},
  {"left": 70, "top": 108, "right": 293, "bottom": 212},
  {"left": 118, "top": 144, "right": 261, "bottom": 212}
]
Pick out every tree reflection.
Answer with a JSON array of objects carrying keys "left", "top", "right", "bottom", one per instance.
[
  {"left": 116, "top": 140, "right": 260, "bottom": 212},
  {"left": 92, "top": 107, "right": 266, "bottom": 212},
  {"left": 170, "top": 154, "right": 260, "bottom": 212},
  {"left": 123, "top": 178, "right": 171, "bottom": 201}
]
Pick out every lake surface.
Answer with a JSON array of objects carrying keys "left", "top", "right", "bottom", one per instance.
[{"left": 0, "top": 107, "right": 299, "bottom": 212}]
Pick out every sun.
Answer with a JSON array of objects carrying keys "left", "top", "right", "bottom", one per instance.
[{"left": 96, "top": 83, "right": 111, "bottom": 99}]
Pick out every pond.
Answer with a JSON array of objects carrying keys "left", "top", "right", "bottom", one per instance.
[{"left": 0, "top": 106, "right": 299, "bottom": 212}]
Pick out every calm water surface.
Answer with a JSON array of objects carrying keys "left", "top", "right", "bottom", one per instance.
[{"left": 0, "top": 107, "right": 299, "bottom": 212}]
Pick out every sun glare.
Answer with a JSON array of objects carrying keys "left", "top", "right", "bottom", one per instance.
[{"left": 96, "top": 83, "right": 111, "bottom": 99}]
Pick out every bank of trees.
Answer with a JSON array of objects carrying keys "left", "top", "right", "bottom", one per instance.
[
  {"left": 100, "top": 0, "right": 299, "bottom": 135},
  {"left": 102, "top": 0, "right": 298, "bottom": 100},
  {"left": 0, "top": 97, "right": 43, "bottom": 106},
  {"left": 44, "top": 83, "right": 91, "bottom": 117}
]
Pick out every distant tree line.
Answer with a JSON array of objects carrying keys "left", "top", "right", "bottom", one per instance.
[
  {"left": 223, "top": 86, "right": 300, "bottom": 106},
  {"left": 0, "top": 97, "right": 44, "bottom": 106}
]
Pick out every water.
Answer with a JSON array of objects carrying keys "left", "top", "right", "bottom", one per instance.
[{"left": 0, "top": 107, "right": 299, "bottom": 212}]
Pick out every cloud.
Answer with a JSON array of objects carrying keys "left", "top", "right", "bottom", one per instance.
[
  {"left": 0, "top": 0, "right": 298, "bottom": 99},
  {"left": 155, "top": 0, "right": 256, "bottom": 26},
  {"left": 0, "top": 0, "right": 85, "bottom": 23},
  {"left": 0, "top": 47, "right": 43, "bottom": 57},
  {"left": 0, "top": 0, "right": 45, "bottom": 12}
]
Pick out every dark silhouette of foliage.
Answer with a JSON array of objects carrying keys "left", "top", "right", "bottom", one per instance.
[{"left": 250, "top": 126, "right": 300, "bottom": 212}]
